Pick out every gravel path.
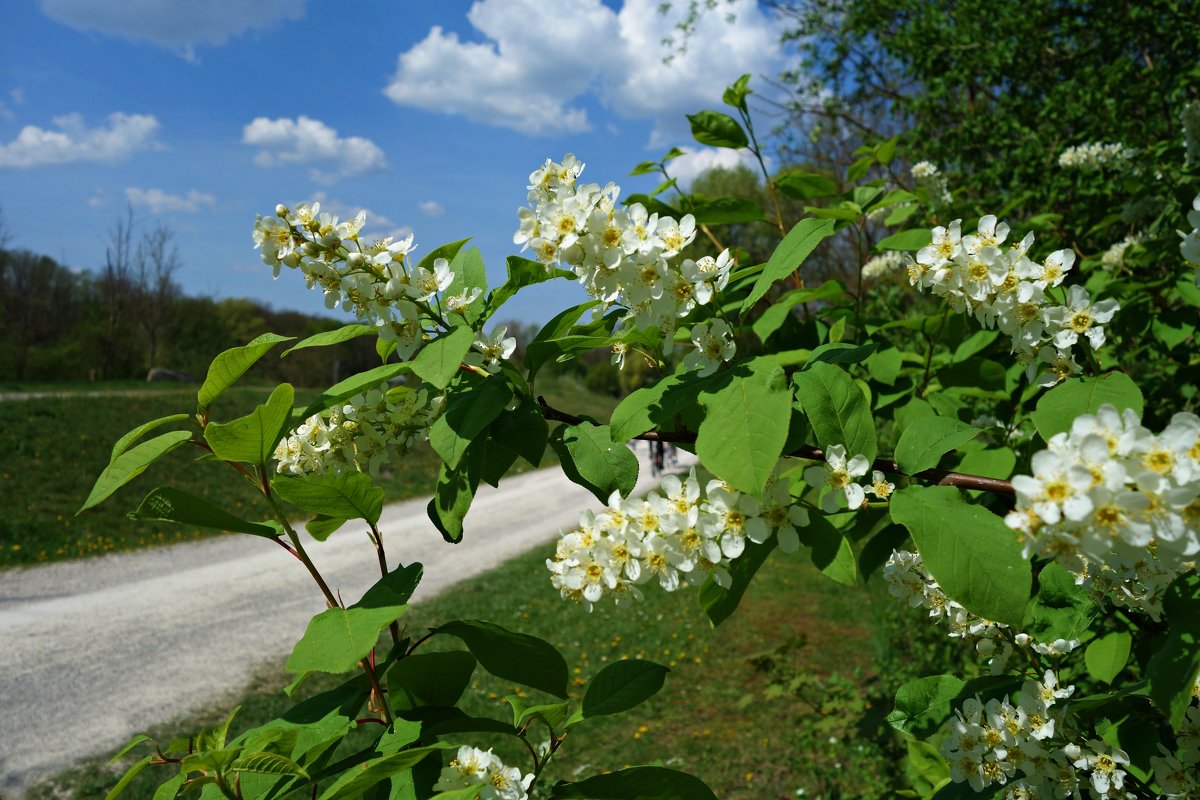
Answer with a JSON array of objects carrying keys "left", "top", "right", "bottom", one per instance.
[{"left": 0, "top": 449, "right": 694, "bottom": 797}]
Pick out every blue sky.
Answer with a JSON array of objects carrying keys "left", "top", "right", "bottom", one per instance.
[{"left": 0, "top": 0, "right": 786, "bottom": 325}]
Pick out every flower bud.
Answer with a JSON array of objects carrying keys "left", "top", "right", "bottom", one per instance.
[
  {"left": 346, "top": 252, "right": 366, "bottom": 269},
  {"left": 275, "top": 203, "right": 289, "bottom": 218},
  {"left": 302, "top": 241, "right": 322, "bottom": 257}
]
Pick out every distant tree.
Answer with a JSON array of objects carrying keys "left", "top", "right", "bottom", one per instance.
[{"left": 132, "top": 224, "right": 182, "bottom": 370}]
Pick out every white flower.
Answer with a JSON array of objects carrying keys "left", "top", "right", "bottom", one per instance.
[
  {"left": 804, "top": 444, "right": 871, "bottom": 512},
  {"left": 468, "top": 326, "right": 517, "bottom": 373},
  {"left": 433, "top": 746, "right": 533, "bottom": 800},
  {"left": 683, "top": 319, "right": 736, "bottom": 376}
]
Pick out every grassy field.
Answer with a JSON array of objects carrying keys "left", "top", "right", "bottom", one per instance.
[
  {"left": 26, "top": 541, "right": 909, "bottom": 800},
  {"left": 0, "top": 372, "right": 616, "bottom": 568}
]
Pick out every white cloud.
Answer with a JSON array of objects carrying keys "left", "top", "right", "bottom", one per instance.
[
  {"left": 0, "top": 112, "right": 161, "bottom": 168},
  {"left": 243, "top": 116, "right": 387, "bottom": 184},
  {"left": 418, "top": 200, "right": 444, "bottom": 217},
  {"left": 39, "top": 0, "right": 304, "bottom": 57},
  {"left": 383, "top": 0, "right": 784, "bottom": 143},
  {"left": 87, "top": 189, "right": 111, "bottom": 209},
  {"left": 668, "top": 146, "right": 760, "bottom": 190},
  {"left": 10, "top": 89, "right": 25, "bottom": 106},
  {"left": 125, "top": 187, "right": 216, "bottom": 214}
]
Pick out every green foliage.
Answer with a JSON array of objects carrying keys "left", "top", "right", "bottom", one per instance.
[
  {"left": 695, "top": 362, "right": 791, "bottom": 495},
  {"left": 550, "top": 421, "right": 639, "bottom": 503},
  {"left": 582, "top": 660, "right": 671, "bottom": 718},
  {"left": 203, "top": 383, "right": 294, "bottom": 465},
  {"left": 198, "top": 334, "right": 294, "bottom": 410}
]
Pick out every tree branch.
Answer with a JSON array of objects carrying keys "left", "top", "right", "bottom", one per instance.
[{"left": 536, "top": 396, "right": 1014, "bottom": 495}]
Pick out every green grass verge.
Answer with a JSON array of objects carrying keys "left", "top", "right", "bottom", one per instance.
[
  {"left": 27, "top": 539, "right": 905, "bottom": 800},
  {"left": 0, "top": 372, "right": 616, "bottom": 568}
]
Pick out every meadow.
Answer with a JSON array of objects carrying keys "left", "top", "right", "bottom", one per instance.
[{"left": 0, "top": 371, "right": 615, "bottom": 568}]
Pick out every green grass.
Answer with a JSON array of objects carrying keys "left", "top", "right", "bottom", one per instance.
[
  {"left": 0, "top": 372, "right": 617, "bottom": 568},
  {"left": 27, "top": 541, "right": 904, "bottom": 800}
]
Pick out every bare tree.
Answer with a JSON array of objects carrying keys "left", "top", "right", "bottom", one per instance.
[
  {"left": 97, "top": 205, "right": 138, "bottom": 378},
  {"left": 133, "top": 224, "right": 181, "bottom": 369}
]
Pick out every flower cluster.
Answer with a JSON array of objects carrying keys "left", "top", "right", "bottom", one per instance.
[
  {"left": 1152, "top": 704, "right": 1200, "bottom": 798},
  {"left": 861, "top": 249, "right": 905, "bottom": 280},
  {"left": 513, "top": 155, "right": 736, "bottom": 373},
  {"left": 803, "top": 444, "right": 893, "bottom": 512},
  {"left": 433, "top": 746, "right": 532, "bottom": 800},
  {"left": 1181, "top": 193, "right": 1200, "bottom": 264},
  {"left": 941, "top": 677, "right": 1141, "bottom": 800},
  {"left": 1057, "top": 142, "right": 1137, "bottom": 170},
  {"left": 547, "top": 467, "right": 807, "bottom": 609},
  {"left": 253, "top": 203, "right": 485, "bottom": 361},
  {"left": 906, "top": 215, "right": 1120, "bottom": 387},
  {"left": 911, "top": 160, "right": 952, "bottom": 206},
  {"left": 273, "top": 384, "right": 444, "bottom": 477},
  {"left": 1005, "top": 403, "right": 1200, "bottom": 619},
  {"left": 883, "top": 550, "right": 1080, "bottom": 673},
  {"left": 1098, "top": 233, "right": 1144, "bottom": 271}
]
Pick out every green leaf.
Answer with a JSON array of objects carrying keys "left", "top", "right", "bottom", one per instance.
[
  {"left": 306, "top": 515, "right": 347, "bottom": 542},
  {"left": 688, "top": 197, "right": 767, "bottom": 225},
  {"left": 111, "top": 414, "right": 191, "bottom": 461},
  {"left": 231, "top": 751, "right": 309, "bottom": 778},
  {"left": 886, "top": 675, "right": 966, "bottom": 736},
  {"left": 952, "top": 330, "right": 1000, "bottom": 364},
  {"left": 417, "top": 238, "right": 470, "bottom": 273},
  {"left": 109, "top": 733, "right": 152, "bottom": 764},
  {"left": 696, "top": 363, "right": 791, "bottom": 495},
  {"left": 890, "top": 486, "right": 1031, "bottom": 628},
  {"left": 554, "top": 767, "right": 718, "bottom": 800},
  {"left": 884, "top": 203, "right": 919, "bottom": 226},
  {"left": 429, "top": 378, "right": 513, "bottom": 469},
  {"left": 507, "top": 697, "right": 571, "bottom": 731},
  {"left": 551, "top": 422, "right": 638, "bottom": 503},
  {"left": 630, "top": 160, "right": 660, "bottom": 176},
  {"left": 129, "top": 487, "right": 280, "bottom": 537},
  {"left": 750, "top": 280, "right": 847, "bottom": 344},
  {"left": 583, "top": 660, "right": 670, "bottom": 718},
  {"left": 876, "top": 228, "right": 933, "bottom": 251},
  {"left": 686, "top": 110, "right": 748, "bottom": 149},
  {"left": 1024, "top": 562, "right": 1094, "bottom": 645},
  {"left": 742, "top": 218, "right": 836, "bottom": 313},
  {"left": 875, "top": 137, "right": 898, "bottom": 164},
  {"left": 198, "top": 332, "right": 294, "bottom": 409},
  {"left": 430, "top": 787, "right": 485, "bottom": 800},
  {"left": 428, "top": 457, "right": 479, "bottom": 543},
  {"left": 434, "top": 619, "right": 568, "bottom": 698},
  {"left": 797, "top": 513, "right": 858, "bottom": 586},
  {"left": 282, "top": 324, "right": 375, "bottom": 357},
  {"left": 775, "top": 172, "right": 838, "bottom": 201},
  {"left": 287, "top": 601, "right": 408, "bottom": 675},
  {"left": 359, "top": 562, "right": 423, "bottom": 609},
  {"left": 1147, "top": 573, "right": 1200, "bottom": 729},
  {"left": 79, "top": 430, "right": 193, "bottom": 513},
  {"left": 803, "top": 342, "right": 877, "bottom": 369},
  {"left": 894, "top": 416, "right": 985, "bottom": 474},
  {"left": 271, "top": 471, "right": 384, "bottom": 525},
  {"left": 865, "top": 348, "right": 902, "bottom": 385},
  {"left": 1031, "top": 373, "right": 1145, "bottom": 441},
  {"left": 721, "top": 73, "right": 752, "bottom": 112},
  {"left": 446, "top": 246, "right": 489, "bottom": 323},
  {"left": 204, "top": 383, "right": 294, "bottom": 465},
  {"left": 299, "top": 363, "right": 412, "bottom": 420},
  {"left": 487, "top": 256, "right": 574, "bottom": 316},
  {"left": 388, "top": 651, "right": 477, "bottom": 712},
  {"left": 1086, "top": 633, "right": 1132, "bottom": 685},
  {"left": 318, "top": 746, "right": 450, "bottom": 800},
  {"left": 846, "top": 155, "right": 873, "bottom": 181},
  {"left": 699, "top": 539, "right": 772, "bottom": 627},
  {"left": 410, "top": 327, "right": 474, "bottom": 389},
  {"left": 490, "top": 396, "right": 548, "bottom": 466},
  {"left": 794, "top": 362, "right": 877, "bottom": 462},
  {"left": 103, "top": 755, "right": 154, "bottom": 800}
]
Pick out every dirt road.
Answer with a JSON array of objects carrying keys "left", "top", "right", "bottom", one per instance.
[{"left": 0, "top": 449, "right": 693, "bottom": 796}]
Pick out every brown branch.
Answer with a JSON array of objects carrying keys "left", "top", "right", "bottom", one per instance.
[{"left": 537, "top": 396, "right": 1014, "bottom": 495}]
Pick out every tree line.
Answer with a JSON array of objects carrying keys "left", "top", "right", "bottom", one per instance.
[{"left": 0, "top": 207, "right": 384, "bottom": 386}]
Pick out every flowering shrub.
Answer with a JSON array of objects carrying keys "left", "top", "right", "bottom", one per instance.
[{"left": 82, "top": 75, "right": 1200, "bottom": 799}]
